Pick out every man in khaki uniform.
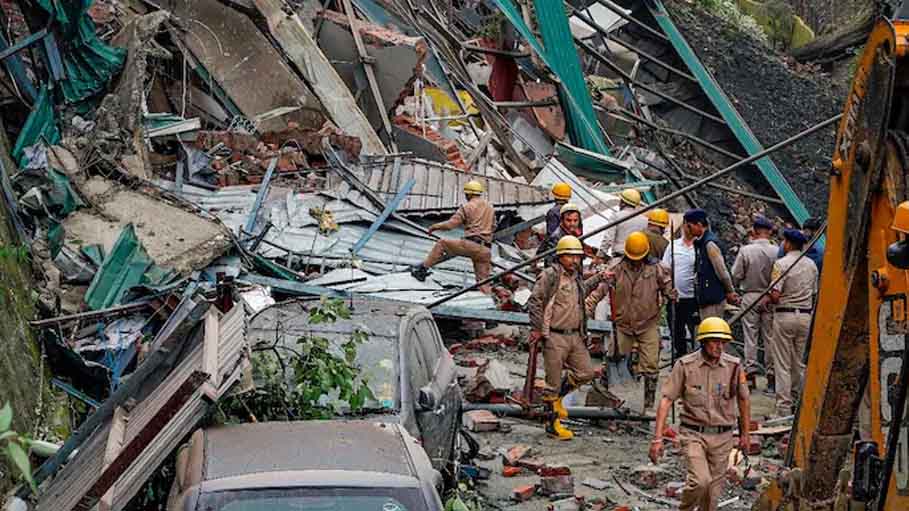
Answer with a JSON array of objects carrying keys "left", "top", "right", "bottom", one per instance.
[
  {"left": 598, "top": 188, "right": 648, "bottom": 262},
  {"left": 411, "top": 180, "right": 494, "bottom": 293},
  {"left": 586, "top": 231, "right": 675, "bottom": 413},
  {"left": 767, "top": 228, "right": 818, "bottom": 416},
  {"left": 731, "top": 216, "right": 778, "bottom": 388},
  {"left": 644, "top": 208, "right": 670, "bottom": 260},
  {"left": 528, "top": 235, "right": 609, "bottom": 439},
  {"left": 651, "top": 317, "right": 751, "bottom": 511}
]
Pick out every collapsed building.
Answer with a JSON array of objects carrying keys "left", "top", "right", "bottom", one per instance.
[{"left": 0, "top": 0, "right": 841, "bottom": 509}]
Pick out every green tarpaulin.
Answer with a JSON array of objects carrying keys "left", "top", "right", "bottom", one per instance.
[
  {"left": 12, "top": 86, "right": 60, "bottom": 167},
  {"left": 490, "top": 0, "right": 610, "bottom": 155},
  {"left": 36, "top": 0, "right": 126, "bottom": 107}
]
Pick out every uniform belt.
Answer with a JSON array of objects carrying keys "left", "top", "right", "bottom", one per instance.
[
  {"left": 775, "top": 307, "right": 812, "bottom": 314},
  {"left": 466, "top": 236, "right": 492, "bottom": 247},
  {"left": 550, "top": 328, "right": 581, "bottom": 335},
  {"left": 682, "top": 423, "right": 733, "bottom": 434}
]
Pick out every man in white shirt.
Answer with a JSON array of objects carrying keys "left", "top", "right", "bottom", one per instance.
[{"left": 662, "top": 222, "right": 698, "bottom": 358}]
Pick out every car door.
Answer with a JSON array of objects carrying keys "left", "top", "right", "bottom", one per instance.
[{"left": 401, "top": 309, "right": 461, "bottom": 476}]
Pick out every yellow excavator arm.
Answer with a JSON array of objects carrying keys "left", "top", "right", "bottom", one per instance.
[{"left": 759, "top": 15, "right": 909, "bottom": 511}]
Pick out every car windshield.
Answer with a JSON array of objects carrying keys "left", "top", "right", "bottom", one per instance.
[
  {"left": 325, "top": 332, "right": 397, "bottom": 413},
  {"left": 199, "top": 486, "right": 426, "bottom": 511}
]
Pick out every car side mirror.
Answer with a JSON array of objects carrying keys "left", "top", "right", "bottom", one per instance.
[
  {"left": 417, "top": 385, "right": 438, "bottom": 411},
  {"left": 852, "top": 440, "right": 883, "bottom": 503}
]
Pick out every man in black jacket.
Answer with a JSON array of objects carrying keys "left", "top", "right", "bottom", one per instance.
[{"left": 684, "top": 209, "right": 739, "bottom": 318}]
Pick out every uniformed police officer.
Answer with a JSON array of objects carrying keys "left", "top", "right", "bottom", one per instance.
[
  {"left": 644, "top": 208, "right": 670, "bottom": 260},
  {"left": 586, "top": 231, "right": 676, "bottom": 414},
  {"left": 766, "top": 228, "right": 818, "bottom": 417},
  {"left": 546, "top": 183, "right": 572, "bottom": 236},
  {"left": 651, "top": 317, "right": 751, "bottom": 511},
  {"left": 411, "top": 180, "right": 495, "bottom": 293},
  {"left": 528, "top": 236, "right": 608, "bottom": 440},
  {"left": 537, "top": 203, "right": 584, "bottom": 266},
  {"left": 598, "top": 188, "right": 648, "bottom": 262},
  {"left": 731, "top": 216, "right": 778, "bottom": 388}
]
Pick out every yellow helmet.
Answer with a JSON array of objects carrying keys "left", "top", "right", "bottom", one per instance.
[
  {"left": 552, "top": 182, "right": 572, "bottom": 201},
  {"left": 696, "top": 317, "right": 733, "bottom": 342},
  {"left": 647, "top": 208, "right": 669, "bottom": 228},
  {"left": 555, "top": 235, "right": 584, "bottom": 256},
  {"left": 559, "top": 203, "right": 581, "bottom": 216},
  {"left": 624, "top": 231, "right": 650, "bottom": 260},
  {"left": 464, "top": 180, "right": 484, "bottom": 196},
  {"left": 893, "top": 202, "right": 909, "bottom": 234},
  {"left": 620, "top": 188, "right": 642, "bottom": 207}
]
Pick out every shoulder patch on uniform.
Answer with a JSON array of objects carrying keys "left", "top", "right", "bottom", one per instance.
[
  {"left": 721, "top": 352, "right": 741, "bottom": 364},
  {"left": 679, "top": 352, "right": 700, "bottom": 364}
]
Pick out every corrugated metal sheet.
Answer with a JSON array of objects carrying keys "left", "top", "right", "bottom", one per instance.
[
  {"left": 37, "top": 304, "right": 250, "bottom": 511},
  {"left": 329, "top": 157, "right": 550, "bottom": 213}
]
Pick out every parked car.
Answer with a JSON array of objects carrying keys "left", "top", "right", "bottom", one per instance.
[
  {"left": 168, "top": 420, "right": 444, "bottom": 511},
  {"left": 248, "top": 297, "right": 463, "bottom": 483}
]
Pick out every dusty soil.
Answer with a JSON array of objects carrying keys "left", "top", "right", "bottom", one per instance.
[
  {"left": 666, "top": 0, "right": 845, "bottom": 225},
  {"left": 455, "top": 343, "right": 781, "bottom": 510}
]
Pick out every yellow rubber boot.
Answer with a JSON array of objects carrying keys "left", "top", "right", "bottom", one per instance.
[
  {"left": 542, "top": 396, "right": 574, "bottom": 440},
  {"left": 552, "top": 395, "right": 568, "bottom": 419}
]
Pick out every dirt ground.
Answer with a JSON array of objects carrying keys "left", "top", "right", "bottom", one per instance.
[{"left": 456, "top": 341, "right": 781, "bottom": 510}]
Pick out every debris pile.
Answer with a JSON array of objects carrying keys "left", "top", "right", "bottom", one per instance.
[{"left": 0, "top": 0, "right": 839, "bottom": 508}]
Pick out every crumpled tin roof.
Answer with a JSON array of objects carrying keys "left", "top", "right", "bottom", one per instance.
[{"left": 328, "top": 157, "right": 550, "bottom": 213}]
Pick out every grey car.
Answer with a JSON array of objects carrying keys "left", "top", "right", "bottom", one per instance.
[
  {"left": 168, "top": 420, "right": 444, "bottom": 511},
  {"left": 248, "top": 298, "right": 463, "bottom": 483}
]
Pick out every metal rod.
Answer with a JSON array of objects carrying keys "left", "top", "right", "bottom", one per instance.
[
  {"left": 576, "top": 36, "right": 727, "bottom": 125},
  {"left": 568, "top": 4, "right": 696, "bottom": 83},
  {"left": 462, "top": 403, "right": 655, "bottom": 421},
  {"left": 609, "top": 106, "right": 744, "bottom": 161},
  {"left": 427, "top": 113, "right": 843, "bottom": 308},
  {"left": 493, "top": 99, "right": 560, "bottom": 109},
  {"left": 461, "top": 43, "right": 530, "bottom": 58},
  {"left": 591, "top": 0, "right": 670, "bottom": 42},
  {"left": 636, "top": 156, "right": 786, "bottom": 205}
]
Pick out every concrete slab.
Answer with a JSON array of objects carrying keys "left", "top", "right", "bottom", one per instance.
[
  {"left": 64, "top": 178, "right": 231, "bottom": 274},
  {"left": 163, "top": 0, "right": 324, "bottom": 131}
]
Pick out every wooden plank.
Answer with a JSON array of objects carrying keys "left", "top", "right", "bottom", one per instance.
[
  {"left": 98, "top": 407, "right": 128, "bottom": 511},
  {"left": 254, "top": 0, "right": 386, "bottom": 154}
]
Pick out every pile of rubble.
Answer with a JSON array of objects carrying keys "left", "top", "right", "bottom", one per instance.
[{"left": 0, "top": 0, "right": 840, "bottom": 509}]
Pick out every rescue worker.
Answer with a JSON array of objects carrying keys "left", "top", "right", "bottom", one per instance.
[
  {"left": 765, "top": 228, "right": 818, "bottom": 417},
  {"left": 586, "top": 231, "right": 675, "bottom": 414},
  {"left": 644, "top": 208, "right": 670, "bottom": 259},
  {"left": 777, "top": 216, "right": 824, "bottom": 274},
  {"left": 651, "top": 317, "right": 751, "bottom": 511},
  {"left": 685, "top": 208, "right": 739, "bottom": 318},
  {"left": 731, "top": 216, "right": 778, "bottom": 389},
  {"left": 537, "top": 203, "right": 583, "bottom": 266},
  {"left": 598, "top": 188, "right": 648, "bottom": 262},
  {"left": 546, "top": 182, "right": 572, "bottom": 236},
  {"left": 528, "top": 235, "right": 613, "bottom": 439},
  {"left": 663, "top": 221, "right": 699, "bottom": 357},
  {"left": 410, "top": 180, "right": 494, "bottom": 293}
]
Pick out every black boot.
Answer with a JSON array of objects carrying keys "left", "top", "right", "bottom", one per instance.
[
  {"left": 410, "top": 264, "right": 430, "bottom": 282},
  {"left": 643, "top": 375, "right": 658, "bottom": 415}
]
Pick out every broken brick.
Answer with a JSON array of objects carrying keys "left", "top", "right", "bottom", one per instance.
[
  {"left": 515, "top": 457, "right": 545, "bottom": 472},
  {"left": 502, "top": 466, "right": 523, "bottom": 477},
  {"left": 462, "top": 410, "right": 500, "bottom": 432},
  {"left": 540, "top": 475, "right": 574, "bottom": 496},
  {"left": 632, "top": 465, "right": 667, "bottom": 490},
  {"left": 512, "top": 484, "right": 536, "bottom": 502},
  {"left": 665, "top": 481, "right": 685, "bottom": 498},
  {"left": 538, "top": 464, "right": 571, "bottom": 477},
  {"left": 548, "top": 497, "right": 581, "bottom": 511},
  {"left": 746, "top": 436, "right": 763, "bottom": 455},
  {"left": 502, "top": 444, "right": 532, "bottom": 466}
]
